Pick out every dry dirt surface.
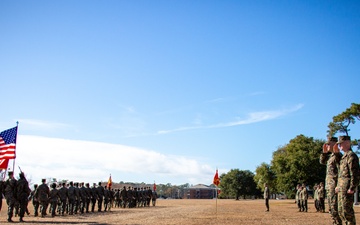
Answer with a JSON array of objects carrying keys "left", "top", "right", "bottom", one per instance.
[{"left": 0, "top": 199, "right": 359, "bottom": 224}]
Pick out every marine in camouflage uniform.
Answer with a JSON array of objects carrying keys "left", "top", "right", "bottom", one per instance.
[
  {"left": 318, "top": 182, "right": 325, "bottom": 213},
  {"left": 96, "top": 182, "right": 104, "bottom": 212},
  {"left": 16, "top": 172, "right": 31, "bottom": 222},
  {"left": 320, "top": 136, "right": 342, "bottom": 224},
  {"left": 85, "top": 183, "right": 92, "bottom": 213},
  {"left": 58, "top": 182, "right": 68, "bottom": 215},
  {"left": 4, "top": 171, "right": 17, "bottom": 222},
  {"left": 295, "top": 184, "right": 301, "bottom": 212},
  {"left": 49, "top": 183, "right": 60, "bottom": 217},
  {"left": 67, "top": 181, "right": 76, "bottom": 215},
  {"left": 300, "top": 183, "right": 308, "bottom": 212},
  {"left": 90, "top": 183, "right": 97, "bottom": 212},
  {"left": 34, "top": 179, "right": 50, "bottom": 217},
  {"left": 335, "top": 136, "right": 360, "bottom": 225},
  {"left": 120, "top": 186, "right": 127, "bottom": 208}
]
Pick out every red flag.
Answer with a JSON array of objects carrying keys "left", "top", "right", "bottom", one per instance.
[
  {"left": 0, "top": 126, "right": 18, "bottom": 159},
  {"left": 107, "top": 174, "right": 112, "bottom": 189},
  {"left": 0, "top": 159, "right": 9, "bottom": 170},
  {"left": 153, "top": 182, "right": 156, "bottom": 191},
  {"left": 213, "top": 169, "right": 220, "bottom": 186}
]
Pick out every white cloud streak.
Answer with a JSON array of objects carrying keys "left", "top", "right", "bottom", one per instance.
[
  {"left": 18, "top": 119, "right": 71, "bottom": 130},
  {"left": 157, "top": 104, "right": 304, "bottom": 134}
]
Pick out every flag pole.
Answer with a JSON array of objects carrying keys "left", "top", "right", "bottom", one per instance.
[{"left": 12, "top": 121, "right": 19, "bottom": 173}]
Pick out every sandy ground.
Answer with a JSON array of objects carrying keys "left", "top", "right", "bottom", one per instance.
[{"left": 0, "top": 199, "right": 359, "bottom": 224}]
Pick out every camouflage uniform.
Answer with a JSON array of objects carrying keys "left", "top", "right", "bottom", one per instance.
[
  {"left": 85, "top": 183, "right": 92, "bottom": 213},
  {"left": 295, "top": 184, "right": 301, "bottom": 211},
  {"left": 67, "top": 182, "right": 76, "bottom": 215},
  {"left": 300, "top": 185, "right": 308, "bottom": 212},
  {"left": 34, "top": 179, "right": 50, "bottom": 217},
  {"left": 318, "top": 183, "right": 325, "bottom": 213},
  {"left": 79, "top": 182, "right": 87, "bottom": 214},
  {"left": 103, "top": 186, "right": 110, "bottom": 211},
  {"left": 90, "top": 183, "right": 97, "bottom": 212},
  {"left": 4, "top": 172, "right": 17, "bottom": 222},
  {"left": 96, "top": 182, "right": 104, "bottom": 212},
  {"left": 49, "top": 183, "right": 60, "bottom": 217},
  {"left": 120, "top": 186, "right": 127, "bottom": 208},
  {"left": 320, "top": 142, "right": 342, "bottom": 224},
  {"left": 337, "top": 148, "right": 360, "bottom": 225},
  {"left": 264, "top": 184, "right": 270, "bottom": 212},
  {"left": 58, "top": 183, "right": 68, "bottom": 215},
  {"left": 16, "top": 173, "right": 31, "bottom": 222}
]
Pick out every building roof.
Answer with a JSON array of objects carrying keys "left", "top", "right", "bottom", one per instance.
[{"left": 188, "top": 184, "right": 214, "bottom": 189}]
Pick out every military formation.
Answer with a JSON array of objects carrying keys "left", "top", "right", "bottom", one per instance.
[
  {"left": 292, "top": 135, "right": 360, "bottom": 225},
  {"left": 0, "top": 175, "right": 157, "bottom": 223},
  {"left": 319, "top": 135, "right": 359, "bottom": 225}
]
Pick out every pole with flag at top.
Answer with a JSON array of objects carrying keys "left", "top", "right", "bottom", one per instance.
[
  {"left": 107, "top": 174, "right": 112, "bottom": 190},
  {"left": 213, "top": 168, "right": 220, "bottom": 216}
]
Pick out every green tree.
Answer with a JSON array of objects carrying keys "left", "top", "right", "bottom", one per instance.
[
  {"left": 219, "top": 169, "right": 258, "bottom": 200},
  {"left": 254, "top": 163, "right": 277, "bottom": 194},
  {"left": 327, "top": 103, "right": 360, "bottom": 148},
  {"left": 271, "top": 134, "right": 325, "bottom": 198}
]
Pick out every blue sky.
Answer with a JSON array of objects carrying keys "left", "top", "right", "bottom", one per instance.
[{"left": 1, "top": 1, "right": 359, "bottom": 185}]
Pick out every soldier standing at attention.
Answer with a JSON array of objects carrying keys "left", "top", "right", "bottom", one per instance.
[
  {"left": 300, "top": 183, "right": 308, "bottom": 212},
  {"left": 264, "top": 183, "right": 270, "bottom": 212},
  {"left": 16, "top": 172, "right": 31, "bottom": 222},
  {"left": 335, "top": 136, "right": 360, "bottom": 225},
  {"left": 295, "top": 184, "right": 301, "bottom": 212},
  {"left": 96, "top": 182, "right": 105, "bottom": 212},
  {"left": 85, "top": 183, "right": 92, "bottom": 213},
  {"left": 103, "top": 186, "right": 109, "bottom": 211},
  {"left": 318, "top": 182, "right": 325, "bottom": 213},
  {"left": 49, "top": 183, "right": 60, "bottom": 217},
  {"left": 313, "top": 184, "right": 319, "bottom": 212},
  {"left": 90, "top": 183, "right": 97, "bottom": 212},
  {"left": 320, "top": 136, "right": 342, "bottom": 224},
  {"left": 4, "top": 171, "right": 17, "bottom": 222},
  {"left": 58, "top": 183, "right": 68, "bottom": 216},
  {"left": 34, "top": 178, "right": 50, "bottom": 218},
  {"left": 67, "top": 181, "right": 76, "bottom": 215}
]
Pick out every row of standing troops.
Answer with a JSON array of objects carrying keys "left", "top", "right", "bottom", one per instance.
[
  {"left": 30, "top": 180, "right": 158, "bottom": 218},
  {"left": 295, "top": 182, "right": 326, "bottom": 213},
  {"left": 0, "top": 173, "right": 157, "bottom": 223},
  {"left": 320, "top": 136, "right": 360, "bottom": 225}
]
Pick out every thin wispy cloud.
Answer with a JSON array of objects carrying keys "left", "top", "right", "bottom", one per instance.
[
  {"left": 18, "top": 119, "right": 71, "bottom": 130},
  {"left": 247, "top": 91, "right": 266, "bottom": 96},
  {"left": 157, "top": 104, "right": 304, "bottom": 134}
]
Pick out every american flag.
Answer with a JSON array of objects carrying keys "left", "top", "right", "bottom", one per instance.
[{"left": 0, "top": 126, "right": 18, "bottom": 159}]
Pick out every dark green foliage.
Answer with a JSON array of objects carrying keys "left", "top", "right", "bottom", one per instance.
[
  {"left": 270, "top": 135, "right": 325, "bottom": 198},
  {"left": 219, "top": 169, "right": 260, "bottom": 199}
]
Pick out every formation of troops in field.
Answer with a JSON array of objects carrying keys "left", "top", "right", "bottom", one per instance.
[
  {"left": 293, "top": 136, "right": 359, "bottom": 225},
  {"left": 0, "top": 175, "right": 157, "bottom": 223}
]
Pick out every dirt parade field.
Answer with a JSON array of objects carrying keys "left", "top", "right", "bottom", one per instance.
[{"left": 1, "top": 199, "right": 360, "bottom": 224}]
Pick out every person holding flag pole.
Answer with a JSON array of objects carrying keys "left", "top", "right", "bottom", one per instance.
[{"left": 213, "top": 169, "right": 220, "bottom": 215}]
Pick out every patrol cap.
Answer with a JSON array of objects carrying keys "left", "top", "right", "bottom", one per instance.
[
  {"left": 337, "top": 136, "right": 351, "bottom": 144},
  {"left": 8, "top": 171, "right": 13, "bottom": 176},
  {"left": 325, "top": 137, "right": 338, "bottom": 144}
]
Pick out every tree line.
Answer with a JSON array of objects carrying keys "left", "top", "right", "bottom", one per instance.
[{"left": 218, "top": 103, "right": 359, "bottom": 199}]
